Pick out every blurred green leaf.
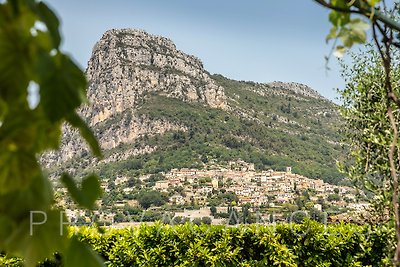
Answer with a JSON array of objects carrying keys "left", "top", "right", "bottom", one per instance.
[
  {"left": 64, "top": 236, "right": 105, "bottom": 267},
  {"left": 0, "top": 0, "right": 103, "bottom": 265},
  {"left": 329, "top": 9, "right": 350, "bottom": 27},
  {"left": 0, "top": 149, "right": 40, "bottom": 194},
  {"left": 0, "top": 98, "right": 7, "bottom": 120},
  {"left": 0, "top": 173, "right": 53, "bottom": 219},
  {"left": 326, "top": 26, "right": 337, "bottom": 43},
  {"left": 367, "top": 0, "right": 381, "bottom": 7},
  {"left": 36, "top": 2, "right": 61, "bottom": 48},
  {"left": 333, "top": 45, "right": 347, "bottom": 58},
  {"left": 61, "top": 174, "right": 102, "bottom": 210},
  {"left": 66, "top": 112, "right": 102, "bottom": 157},
  {"left": 0, "top": 214, "right": 14, "bottom": 249},
  {"left": 4, "top": 210, "right": 68, "bottom": 267},
  {"left": 39, "top": 53, "right": 86, "bottom": 122}
]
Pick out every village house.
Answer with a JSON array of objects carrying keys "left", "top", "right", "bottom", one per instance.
[
  {"left": 174, "top": 208, "right": 212, "bottom": 220},
  {"left": 169, "top": 194, "right": 185, "bottom": 205},
  {"left": 154, "top": 180, "right": 169, "bottom": 191}
]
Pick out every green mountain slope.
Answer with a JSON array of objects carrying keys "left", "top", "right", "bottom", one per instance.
[
  {"left": 93, "top": 75, "right": 344, "bottom": 184},
  {"left": 44, "top": 29, "right": 345, "bottom": 185}
]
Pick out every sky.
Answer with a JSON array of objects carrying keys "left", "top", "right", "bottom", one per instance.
[{"left": 45, "top": 0, "right": 354, "bottom": 102}]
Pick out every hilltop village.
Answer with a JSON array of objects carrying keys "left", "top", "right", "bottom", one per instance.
[{"left": 56, "top": 159, "right": 368, "bottom": 226}]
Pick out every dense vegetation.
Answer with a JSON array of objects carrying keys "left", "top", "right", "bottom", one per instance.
[{"left": 0, "top": 221, "right": 394, "bottom": 266}]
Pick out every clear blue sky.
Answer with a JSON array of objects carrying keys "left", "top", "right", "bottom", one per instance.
[{"left": 46, "top": 0, "right": 354, "bottom": 102}]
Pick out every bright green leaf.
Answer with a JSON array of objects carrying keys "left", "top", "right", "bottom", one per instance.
[{"left": 367, "top": 0, "right": 381, "bottom": 7}]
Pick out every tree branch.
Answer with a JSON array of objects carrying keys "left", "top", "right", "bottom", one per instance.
[
  {"left": 313, "top": 0, "right": 363, "bottom": 14},
  {"left": 354, "top": 0, "right": 400, "bottom": 32},
  {"left": 314, "top": 0, "right": 400, "bottom": 32}
]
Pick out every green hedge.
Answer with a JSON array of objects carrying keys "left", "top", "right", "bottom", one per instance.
[{"left": 0, "top": 220, "right": 394, "bottom": 266}]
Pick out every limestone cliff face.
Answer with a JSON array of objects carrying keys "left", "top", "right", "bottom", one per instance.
[
  {"left": 43, "top": 29, "right": 226, "bottom": 169},
  {"left": 82, "top": 29, "right": 226, "bottom": 125}
]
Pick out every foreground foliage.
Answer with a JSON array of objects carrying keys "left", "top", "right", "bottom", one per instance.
[
  {"left": 0, "top": 0, "right": 103, "bottom": 266},
  {"left": 1, "top": 221, "right": 395, "bottom": 266}
]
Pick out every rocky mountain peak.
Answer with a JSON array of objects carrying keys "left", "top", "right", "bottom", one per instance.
[
  {"left": 267, "top": 81, "right": 324, "bottom": 100},
  {"left": 83, "top": 28, "right": 226, "bottom": 125}
]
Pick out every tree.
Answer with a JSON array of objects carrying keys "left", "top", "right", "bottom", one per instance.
[
  {"left": 0, "top": 1, "right": 103, "bottom": 266},
  {"left": 315, "top": 1, "right": 400, "bottom": 263},
  {"left": 241, "top": 203, "right": 251, "bottom": 224},
  {"left": 114, "top": 212, "right": 125, "bottom": 223},
  {"left": 146, "top": 173, "right": 164, "bottom": 186},
  {"left": 108, "top": 180, "right": 116, "bottom": 191},
  {"left": 192, "top": 217, "right": 203, "bottom": 225},
  {"left": 339, "top": 46, "right": 400, "bottom": 259},
  {"left": 210, "top": 205, "right": 217, "bottom": 216},
  {"left": 227, "top": 205, "right": 239, "bottom": 225},
  {"left": 291, "top": 211, "right": 307, "bottom": 224},
  {"left": 201, "top": 216, "right": 212, "bottom": 225},
  {"left": 333, "top": 188, "right": 340, "bottom": 194},
  {"left": 172, "top": 216, "right": 190, "bottom": 225},
  {"left": 309, "top": 208, "right": 326, "bottom": 223},
  {"left": 302, "top": 189, "right": 311, "bottom": 201},
  {"left": 327, "top": 194, "right": 341, "bottom": 202},
  {"left": 339, "top": 48, "right": 398, "bottom": 190},
  {"left": 137, "top": 190, "right": 167, "bottom": 209},
  {"left": 128, "top": 177, "right": 141, "bottom": 187}
]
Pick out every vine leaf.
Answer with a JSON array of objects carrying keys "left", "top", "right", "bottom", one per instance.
[
  {"left": 61, "top": 174, "right": 102, "bottom": 210},
  {"left": 66, "top": 112, "right": 102, "bottom": 158},
  {"left": 36, "top": 1, "right": 61, "bottom": 48},
  {"left": 64, "top": 236, "right": 105, "bottom": 267},
  {"left": 38, "top": 53, "right": 87, "bottom": 122},
  {"left": 4, "top": 210, "right": 68, "bottom": 267},
  {"left": 0, "top": 150, "right": 40, "bottom": 194}
]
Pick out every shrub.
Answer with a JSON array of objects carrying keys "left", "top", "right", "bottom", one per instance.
[{"left": 1, "top": 221, "right": 394, "bottom": 266}]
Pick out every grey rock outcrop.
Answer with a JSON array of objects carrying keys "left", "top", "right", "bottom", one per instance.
[
  {"left": 43, "top": 28, "right": 227, "bottom": 169},
  {"left": 267, "top": 81, "right": 323, "bottom": 100},
  {"left": 82, "top": 29, "right": 226, "bottom": 125}
]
